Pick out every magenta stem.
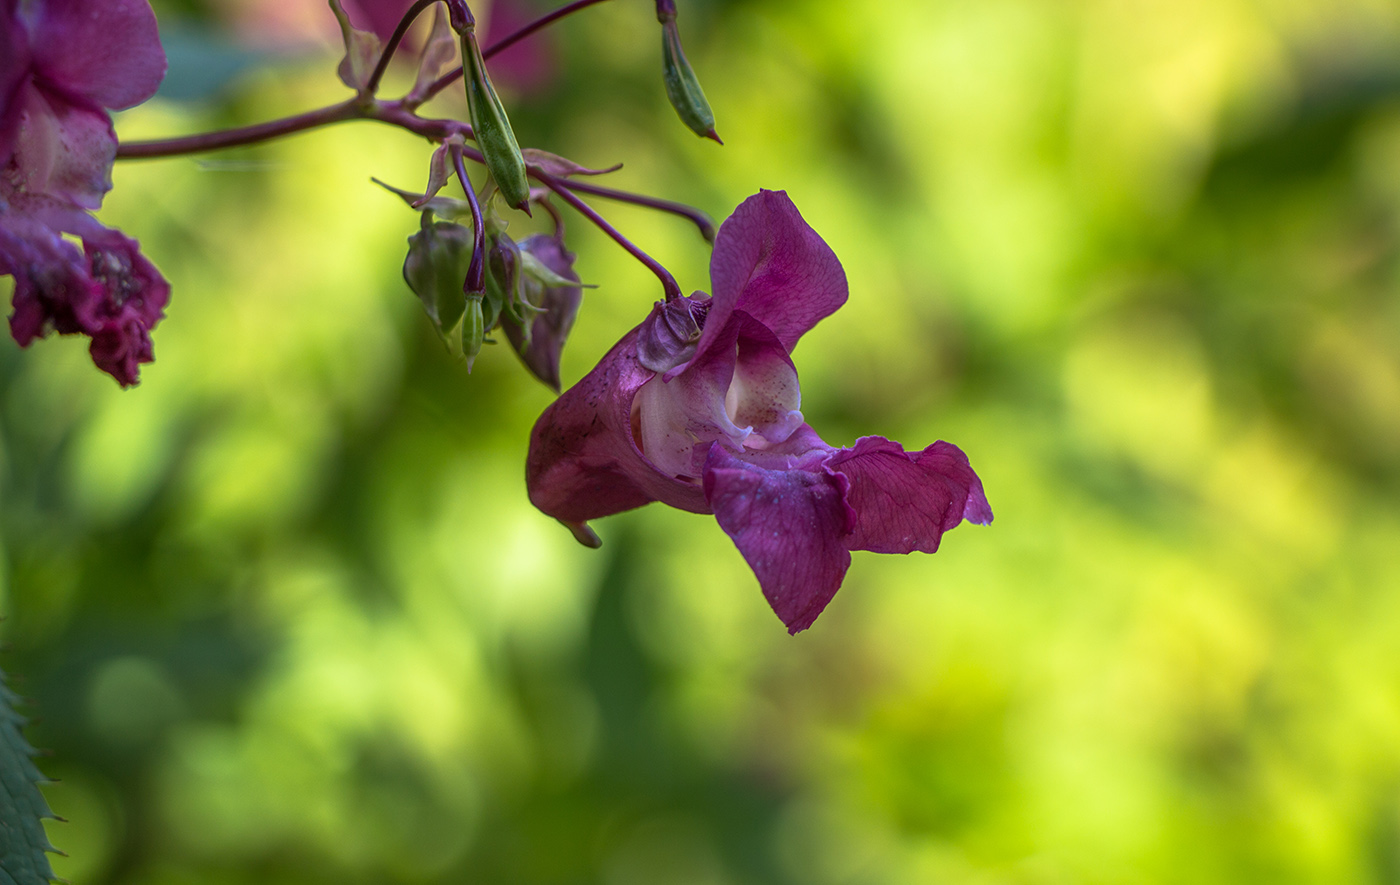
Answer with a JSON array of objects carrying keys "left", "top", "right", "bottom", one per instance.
[
  {"left": 364, "top": 0, "right": 443, "bottom": 97},
  {"left": 533, "top": 171, "right": 680, "bottom": 299},
  {"left": 563, "top": 180, "right": 716, "bottom": 243},
  {"left": 449, "top": 143, "right": 487, "bottom": 294},
  {"left": 116, "top": 100, "right": 362, "bottom": 159}
]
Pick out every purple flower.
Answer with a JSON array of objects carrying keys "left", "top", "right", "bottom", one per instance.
[
  {"left": 1, "top": 0, "right": 170, "bottom": 386},
  {"left": 527, "top": 190, "right": 992, "bottom": 633}
]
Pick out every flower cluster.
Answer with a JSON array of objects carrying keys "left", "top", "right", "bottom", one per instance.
[
  {"left": 527, "top": 191, "right": 991, "bottom": 633},
  {"left": 1, "top": 0, "right": 169, "bottom": 386}
]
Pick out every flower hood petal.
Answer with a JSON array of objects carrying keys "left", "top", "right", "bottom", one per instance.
[
  {"left": 29, "top": 0, "right": 166, "bottom": 111},
  {"left": 526, "top": 327, "right": 708, "bottom": 529},
  {"left": 676, "top": 189, "right": 846, "bottom": 378}
]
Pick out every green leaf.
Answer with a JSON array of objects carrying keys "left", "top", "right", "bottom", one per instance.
[{"left": 0, "top": 668, "right": 57, "bottom": 885}]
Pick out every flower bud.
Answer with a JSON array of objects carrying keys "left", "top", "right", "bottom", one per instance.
[
  {"left": 659, "top": 16, "right": 720, "bottom": 142},
  {"left": 402, "top": 219, "right": 473, "bottom": 357},
  {"left": 456, "top": 20, "right": 532, "bottom": 212}
]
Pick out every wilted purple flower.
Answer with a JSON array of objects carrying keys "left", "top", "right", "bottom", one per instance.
[
  {"left": 1, "top": 0, "right": 170, "bottom": 386},
  {"left": 527, "top": 190, "right": 992, "bottom": 633}
]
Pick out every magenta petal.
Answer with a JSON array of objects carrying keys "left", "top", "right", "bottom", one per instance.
[
  {"left": 526, "top": 328, "right": 708, "bottom": 529},
  {"left": 826, "top": 437, "right": 992, "bottom": 555},
  {"left": 697, "top": 189, "right": 847, "bottom": 364},
  {"left": 635, "top": 311, "right": 756, "bottom": 475},
  {"left": 703, "top": 444, "right": 854, "bottom": 634},
  {"left": 0, "top": 15, "right": 28, "bottom": 162},
  {"left": 30, "top": 0, "right": 166, "bottom": 111}
]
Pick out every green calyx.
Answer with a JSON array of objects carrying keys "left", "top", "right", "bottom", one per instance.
[{"left": 403, "top": 220, "right": 475, "bottom": 359}]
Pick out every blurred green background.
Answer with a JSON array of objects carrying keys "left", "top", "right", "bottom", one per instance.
[{"left": 5, "top": 0, "right": 1400, "bottom": 881}]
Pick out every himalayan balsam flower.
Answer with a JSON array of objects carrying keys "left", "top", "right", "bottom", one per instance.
[
  {"left": 527, "top": 190, "right": 992, "bottom": 633},
  {"left": 1, "top": 0, "right": 169, "bottom": 386}
]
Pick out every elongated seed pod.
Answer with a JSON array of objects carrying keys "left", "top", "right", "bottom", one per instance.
[
  {"left": 661, "top": 19, "right": 719, "bottom": 142},
  {"left": 462, "top": 294, "right": 486, "bottom": 371},
  {"left": 459, "top": 28, "right": 531, "bottom": 211}
]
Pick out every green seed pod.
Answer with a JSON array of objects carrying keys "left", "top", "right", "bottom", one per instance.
[
  {"left": 660, "top": 19, "right": 720, "bottom": 142},
  {"left": 462, "top": 294, "right": 486, "bottom": 371},
  {"left": 459, "top": 28, "right": 532, "bottom": 212}
]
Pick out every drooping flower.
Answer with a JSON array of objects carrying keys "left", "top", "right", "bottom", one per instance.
[
  {"left": 1, "top": 0, "right": 170, "bottom": 386},
  {"left": 527, "top": 190, "right": 992, "bottom": 633}
]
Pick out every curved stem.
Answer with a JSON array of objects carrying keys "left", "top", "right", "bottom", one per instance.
[
  {"left": 116, "top": 99, "right": 362, "bottom": 159},
  {"left": 421, "top": 0, "right": 612, "bottom": 104},
  {"left": 364, "top": 0, "right": 443, "bottom": 97},
  {"left": 534, "top": 170, "right": 680, "bottom": 299},
  {"left": 562, "top": 180, "right": 716, "bottom": 243},
  {"left": 449, "top": 143, "right": 487, "bottom": 294}
]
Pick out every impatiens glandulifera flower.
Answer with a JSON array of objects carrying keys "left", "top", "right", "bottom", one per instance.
[
  {"left": 526, "top": 190, "right": 991, "bottom": 633},
  {"left": 1, "top": 0, "right": 170, "bottom": 387}
]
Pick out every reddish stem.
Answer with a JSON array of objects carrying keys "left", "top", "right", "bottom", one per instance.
[
  {"left": 364, "top": 0, "right": 443, "bottom": 97},
  {"left": 449, "top": 143, "right": 487, "bottom": 294},
  {"left": 533, "top": 170, "right": 680, "bottom": 299},
  {"left": 562, "top": 180, "right": 716, "bottom": 243},
  {"left": 116, "top": 100, "right": 363, "bottom": 159}
]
